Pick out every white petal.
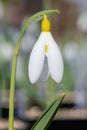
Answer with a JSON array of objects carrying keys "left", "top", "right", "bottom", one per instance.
[
  {"left": 28, "top": 33, "right": 45, "bottom": 83},
  {"left": 40, "top": 56, "right": 49, "bottom": 81},
  {"left": 47, "top": 33, "right": 64, "bottom": 83}
]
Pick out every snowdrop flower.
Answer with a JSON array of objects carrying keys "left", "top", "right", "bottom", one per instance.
[{"left": 28, "top": 16, "right": 64, "bottom": 84}]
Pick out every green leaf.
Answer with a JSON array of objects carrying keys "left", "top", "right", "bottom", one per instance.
[{"left": 31, "top": 93, "right": 65, "bottom": 130}]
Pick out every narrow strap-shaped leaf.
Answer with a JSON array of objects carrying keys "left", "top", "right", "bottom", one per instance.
[{"left": 31, "top": 93, "right": 65, "bottom": 130}]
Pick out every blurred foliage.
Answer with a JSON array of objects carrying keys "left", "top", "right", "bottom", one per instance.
[
  {"left": 1, "top": 0, "right": 21, "bottom": 4},
  {"left": 46, "top": 76, "right": 57, "bottom": 105},
  {"left": 60, "top": 61, "right": 74, "bottom": 91},
  {"left": 27, "top": 82, "right": 46, "bottom": 109}
]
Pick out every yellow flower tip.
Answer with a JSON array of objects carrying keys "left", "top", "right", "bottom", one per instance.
[
  {"left": 44, "top": 44, "right": 48, "bottom": 53},
  {"left": 41, "top": 17, "right": 51, "bottom": 32}
]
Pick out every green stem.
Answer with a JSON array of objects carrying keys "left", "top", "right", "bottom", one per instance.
[{"left": 8, "top": 10, "right": 59, "bottom": 130}]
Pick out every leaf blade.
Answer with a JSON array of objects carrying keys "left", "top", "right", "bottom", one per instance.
[{"left": 31, "top": 93, "right": 65, "bottom": 130}]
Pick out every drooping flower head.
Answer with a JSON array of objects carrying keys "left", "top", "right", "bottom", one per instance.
[{"left": 28, "top": 16, "right": 64, "bottom": 84}]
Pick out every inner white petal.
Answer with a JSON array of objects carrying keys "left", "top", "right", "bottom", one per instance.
[{"left": 40, "top": 56, "right": 49, "bottom": 81}]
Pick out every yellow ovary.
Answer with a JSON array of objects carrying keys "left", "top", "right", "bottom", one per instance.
[{"left": 41, "top": 17, "right": 51, "bottom": 32}]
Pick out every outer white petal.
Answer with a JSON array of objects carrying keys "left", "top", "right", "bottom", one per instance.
[
  {"left": 40, "top": 56, "right": 49, "bottom": 81},
  {"left": 47, "top": 33, "right": 64, "bottom": 83},
  {"left": 28, "top": 33, "right": 45, "bottom": 83}
]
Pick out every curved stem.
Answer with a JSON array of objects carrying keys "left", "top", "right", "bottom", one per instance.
[{"left": 8, "top": 10, "right": 59, "bottom": 130}]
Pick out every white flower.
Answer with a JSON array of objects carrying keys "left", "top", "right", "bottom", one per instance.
[{"left": 28, "top": 17, "right": 64, "bottom": 84}]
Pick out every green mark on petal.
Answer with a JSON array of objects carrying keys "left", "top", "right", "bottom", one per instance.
[{"left": 44, "top": 44, "right": 48, "bottom": 53}]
